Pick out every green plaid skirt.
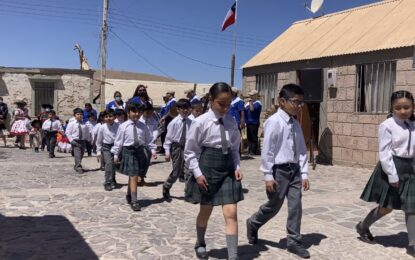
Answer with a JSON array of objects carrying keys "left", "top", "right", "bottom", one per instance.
[
  {"left": 119, "top": 145, "right": 150, "bottom": 177},
  {"left": 185, "top": 147, "right": 244, "bottom": 206},
  {"left": 361, "top": 156, "right": 415, "bottom": 213}
]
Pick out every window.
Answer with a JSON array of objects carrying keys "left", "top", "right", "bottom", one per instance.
[
  {"left": 356, "top": 61, "right": 396, "bottom": 113},
  {"left": 34, "top": 82, "right": 54, "bottom": 115},
  {"left": 256, "top": 73, "right": 277, "bottom": 109}
]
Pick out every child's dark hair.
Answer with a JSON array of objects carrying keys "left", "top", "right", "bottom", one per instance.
[
  {"left": 115, "top": 108, "right": 127, "bottom": 117},
  {"left": 126, "top": 102, "right": 144, "bottom": 113},
  {"left": 176, "top": 98, "right": 191, "bottom": 109},
  {"left": 106, "top": 108, "right": 116, "bottom": 117},
  {"left": 73, "top": 108, "right": 83, "bottom": 115},
  {"left": 88, "top": 113, "right": 96, "bottom": 119},
  {"left": 48, "top": 110, "right": 56, "bottom": 115},
  {"left": 279, "top": 84, "right": 305, "bottom": 99},
  {"left": 191, "top": 101, "right": 203, "bottom": 109},
  {"left": 209, "top": 82, "right": 232, "bottom": 100},
  {"left": 143, "top": 102, "right": 154, "bottom": 111},
  {"left": 99, "top": 110, "right": 108, "bottom": 121},
  {"left": 389, "top": 90, "right": 415, "bottom": 121}
]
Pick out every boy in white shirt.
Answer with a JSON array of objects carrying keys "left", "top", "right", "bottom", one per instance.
[
  {"left": 42, "top": 110, "right": 63, "bottom": 158},
  {"left": 96, "top": 109, "right": 120, "bottom": 191},
  {"left": 162, "top": 98, "right": 192, "bottom": 201},
  {"left": 66, "top": 108, "right": 91, "bottom": 173},
  {"left": 246, "top": 84, "right": 310, "bottom": 259}
]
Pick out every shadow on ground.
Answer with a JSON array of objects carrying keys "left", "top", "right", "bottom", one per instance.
[
  {"left": 208, "top": 233, "right": 327, "bottom": 259},
  {"left": 0, "top": 214, "right": 98, "bottom": 259},
  {"left": 375, "top": 232, "right": 408, "bottom": 248}
]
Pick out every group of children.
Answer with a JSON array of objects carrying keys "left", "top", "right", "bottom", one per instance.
[{"left": 3, "top": 82, "right": 415, "bottom": 259}]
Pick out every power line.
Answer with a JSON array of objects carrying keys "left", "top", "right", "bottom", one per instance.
[
  {"left": 108, "top": 12, "right": 265, "bottom": 48},
  {"left": 109, "top": 9, "right": 269, "bottom": 45},
  {"left": 3, "top": 0, "right": 271, "bottom": 46},
  {"left": 109, "top": 28, "right": 173, "bottom": 79},
  {"left": 113, "top": 14, "right": 242, "bottom": 71},
  {"left": 0, "top": 2, "right": 264, "bottom": 50}
]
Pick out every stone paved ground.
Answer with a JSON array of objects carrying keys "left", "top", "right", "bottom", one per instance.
[{"left": 0, "top": 147, "right": 413, "bottom": 259}]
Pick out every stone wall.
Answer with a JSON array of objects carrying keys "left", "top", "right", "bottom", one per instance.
[
  {"left": 327, "top": 59, "right": 415, "bottom": 168},
  {"left": 242, "top": 57, "right": 415, "bottom": 168},
  {"left": 0, "top": 72, "right": 93, "bottom": 121}
]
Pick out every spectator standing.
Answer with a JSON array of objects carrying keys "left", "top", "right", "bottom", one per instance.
[
  {"left": 106, "top": 91, "right": 126, "bottom": 110},
  {"left": 82, "top": 103, "right": 97, "bottom": 124},
  {"left": 185, "top": 89, "right": 201, "bottom": 105},
  {"left": 0, "top": 97, "right": 9, "bottom": 146},
  {"left": 244, "top": 90, "right": 262, "bottom": 155}
]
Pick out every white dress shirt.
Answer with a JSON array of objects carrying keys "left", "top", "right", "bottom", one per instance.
[
  {"left": 140, "top": 115, "right": 159, "bottom": 152},
  {"left": 379, "top": 116, "right": 415, "bottom": 183},
  {"left": 163, "top": 115, "right": 192, "bottom": 156},
  {"left": 260, "top": 108, "right": 308, "bottom": 181},
  {"left": 111, "top": 119, "right": 156, "bottom": 160},
  {"left": 41, "top": 119, "right": 63, "bottom": 132},
  {"left": 92, "top": 123, "right": 102, "bottom": 142},
  {"left": 185, "top": 109, "right": 241, "bottom": 178},
  {"left": 188, "top": 114, "right": 195, "bottom": 121},
  {"left": 65, "top": 120, "right": 91, "bottom": 142},
  {"left": 96, "top": 122, "right": 120, "bottom": 156}
]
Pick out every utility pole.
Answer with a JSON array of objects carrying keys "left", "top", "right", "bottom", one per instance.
[
  {"left": 230, "top": 53, "right": 235, "bottom": 87},
  {"left": 100, "top": 0, "right": 109, "bottom": 110}
]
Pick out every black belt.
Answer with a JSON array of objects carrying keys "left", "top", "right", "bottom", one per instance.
[{"left": 275, "top": 163, "right": 299, "bottom": 168}]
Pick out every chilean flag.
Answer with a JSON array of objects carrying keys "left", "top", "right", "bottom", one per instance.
[{"left": 221, "top": 1, "right": 237, "bottom": 32}]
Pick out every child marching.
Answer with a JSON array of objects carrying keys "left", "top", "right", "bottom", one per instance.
[
  {"left": 96, "top": 109, "right": 120, "bottom": 191},
  {"left": 162, "top": 98, "right": 192, "bottom": 201},
  {"left": 41, "top": 110, "right": 63, "bottom": 158},
  {"left": 66, "top": 108, "right": 91, "bottom": 173},
  {"left": 246, "top": 84, "right": 310, "bottom": 259},
  {"left": 357, "top": 90, "right": 415, "bottom": 257},
  {"left": 139, "top": 102, "right": 158, "bottom": 183},
  {"left": 111, "top": 103, "right": 156, "bottom": 211},
  {"left": 185, "top": 82, "right": 243, "bottom": 260}
]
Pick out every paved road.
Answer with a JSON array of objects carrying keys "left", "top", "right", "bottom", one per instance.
[{"left": 0, "top": 147, "right": 412, "bottom": 259}]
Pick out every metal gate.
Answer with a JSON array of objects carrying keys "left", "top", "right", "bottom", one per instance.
[{"left": 34, "top": 82, "right": 54, "bottom": 115}]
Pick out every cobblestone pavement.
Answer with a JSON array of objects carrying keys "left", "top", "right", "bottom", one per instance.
[{"left": 0, "top": 147, "right": 413, "bottom": 259}]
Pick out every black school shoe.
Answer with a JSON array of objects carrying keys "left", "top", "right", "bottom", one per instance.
[
  {"left": 110, "top": 181, "right": 116, "bottom": 190},
  {"left": 104, "top": 183, "right": 113, "bottom": 191},
  {"left": 355, "top": 222, "right": 375, "bottom": 244},
  {"left": 130, "top": 201, "right": 141, "bottom": 211},
  {"left": 246, "top": 219, "right": 258, "bottom": 245},
  {"left": 162, "top": 187, "right": 172, "bottom": 202},
  {"left": 407, "top": 246, "right": 415, "bottom": 257},
  {"left": 194, "top": 242, "right": 208, "bottom": 259},
  {"left": 287, "top": 243, "right": 310, "bottom": 259}
]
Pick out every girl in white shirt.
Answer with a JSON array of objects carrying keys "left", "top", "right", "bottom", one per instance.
[
  {"left": 358, "top": 90, "right": 415, "bottom": 257},
  {"left": 111, "top": 103, "right": 155, "bottom": 212},
  {"left": 184, "top": 82, "right": 243, "bottom": 260}
]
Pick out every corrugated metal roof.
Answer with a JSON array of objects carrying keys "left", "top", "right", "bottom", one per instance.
[{"left": 243, "top": 0, "right": 415, "bottom": 68}]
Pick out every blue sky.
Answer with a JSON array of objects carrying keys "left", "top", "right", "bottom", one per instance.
[{"left": 1, "top": 0, "right": 377, "bottom": 87}]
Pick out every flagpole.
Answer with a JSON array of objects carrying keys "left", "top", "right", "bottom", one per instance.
[{"left": 230, "top": 0, "right": 238, "bottom": 87}]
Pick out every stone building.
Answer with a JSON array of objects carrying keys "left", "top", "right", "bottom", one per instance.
[
  {"left": 242, "top": 0, "right": 415, "bottom": 168},
  {"left": 92, "top": 70, "right": 211, "bottom": 108},
  {"left": 0, "top": 67, "right": 212, "bottom": 122},
  {"left": 0, "top": 67, "right": 94, "bottom": 119}
]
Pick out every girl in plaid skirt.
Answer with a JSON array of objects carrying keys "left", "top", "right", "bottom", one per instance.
[
  {"left": 357, "top": 90, "right": 415, "bottom": 257},
  {"left": 185, "top": 82, "right": 243, "bottom": 260},
  {"left": 111, "top": 103, "right": 156, "bottom": 212}
]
